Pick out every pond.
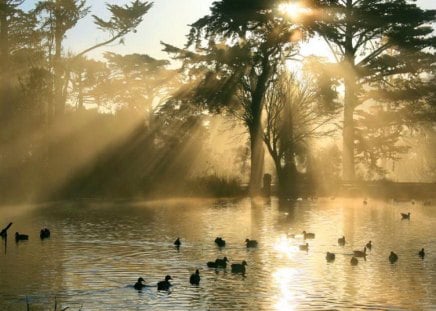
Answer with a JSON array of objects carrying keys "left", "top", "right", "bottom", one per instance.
[{"left": 0, "top": 197, "right": 435, "bottom": 310}]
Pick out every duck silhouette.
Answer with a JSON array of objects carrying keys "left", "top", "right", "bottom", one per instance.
[
  {"left": 190, "top": 269, "right": 200, "bottom": 285},
  {"left": 299, "top": 243, "right": 309, "bottom": 251},
  {"left": 15, "top": 232, "right": 29, "bottom": 242},
  {"left": 207, "top": 257, "right": 228, "bottom": 268},
  {"left": 326, "top": 252, "right": 335, "bottom": 262},
  {"left": 365, "top": 241, "right": 372, "bottom": 250},
  {"left": 0, "top": 222, "right": 12, "bottom": 238},
  {"left": 134, "top": 277, "right": 146, "bottom": 290},
  {"left": 40, "top": 228, "right": 50, "bottom": 240},
  {"left": 338, "top": 236, "right": 346, "bottom": 246},
  {"left": 401, "top": 212, "right": 410, "bottom": 220},
  {"left": 174, "top": 237, "right": 181, "bottom": 247},
  {"left": 214, "top": 237, "right": 226, "bottom": 247},
  {"left": 389, "top": 251, "right": 398, "bottom": 264},
  {"left": 302, "top": 231, "right": 315, "bottom": 239},
  {"left": 350, "top": 257, "right": 358, "bottom": 265},
  {"left": 245, "top": 239, "right": 258, "bottom": 248},
  {"left": 418, "top": 248, "right": 425, "bottom": 259},
  {"left": 231, "top": 261, "right": 247, "bottom": 274},
  {"left": 353, "top": 247, "right": 367, "bottom": 257},
  {"left": 157, "top": 275, "right": 172, "bottom": 291}
]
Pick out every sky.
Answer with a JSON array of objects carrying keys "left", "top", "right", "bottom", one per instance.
[{"left": 23, "top": 0, "right": 436, "bottom": 61}]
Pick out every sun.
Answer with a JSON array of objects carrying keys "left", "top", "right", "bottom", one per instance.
[{"left": 278, "top": 2, "right": 312, "bottom": 20}]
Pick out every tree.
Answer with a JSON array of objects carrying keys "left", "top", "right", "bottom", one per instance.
[
  {"left": 163, "top": 0, "right": 302, "bottom": 195},
  {"left": 263, "top": 70, "right": 338, "bottom": 196},
  {"left": 34, "top": 0, "right": 153, "bottom": 117},
  {"left": 103, "top": 52, "right": 173, "bottom": 126},
  {"left": 308, "top": 0, "right": 435, "bottom": 181},
  {"left": 0, "top": 0, "right": 25, "bottom": 72}
]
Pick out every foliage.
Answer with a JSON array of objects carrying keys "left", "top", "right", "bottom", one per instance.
[{"left": 308, "top": 0, "right": 436, "bottom": 180}]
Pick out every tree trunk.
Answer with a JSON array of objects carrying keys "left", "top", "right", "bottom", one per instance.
[
  {"left": 342, "top": 72, "right": 356, "bottom": 181},
  {"left": 249, "top": 122, "right": 264, "bottom": 196},
  {"left": 247, "top": 55, "right": 271, "bottom": 196},
  {"left": 54, "top": 1, "right": 64, "bottom": 116},
  {"left": 342, "top": 0, "right": 356, "bottom": 181}
]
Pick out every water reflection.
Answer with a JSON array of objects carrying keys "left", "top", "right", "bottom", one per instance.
[{"left": 0, "top": 197, "right": 435, "bottom": 310}]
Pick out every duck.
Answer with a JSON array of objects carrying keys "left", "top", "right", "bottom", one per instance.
[
  {"left": 365, "top": 241, "right": 372, "bottom": 250},
  {"left": 338, "top": 236, "right": 346, "bottom": 246},
  {"left": 350, "top": 257, "right": 358, "bottom": 266},
  {"left": 302, "top": 231, "right": 315, "bottom": 239},
  {"left": 207, "top": 257, "right": 228, "bottom": 268},
  {"left": 299, "top": 243, "right": 309, "bottom": 251},
  {"left": 40, "top": 228, "right": 50, "bottom": 239},
  {"left": 401, "top": 212, "right": 410, "bottom": 220},
  {"left": 0, "top": 222, "right": 12, "bottom": 238},
  {"left": 15, "top": 232, "right": 29, "bottom": 242},
  {"left": 353, "top": 247, "right": 367, "bottom": 257},
  {"left": 134, "top": 277, "right": 146, "bottom": 290},
  {"left": 418, "top": 248, "right": 425, "bottom": 259},
  {"left": 214, "top": 237, "right": 226, "bottom": 247},
  {"left": 174, "top": 237, "right": 181, "bottom": 247},
  {"left": 363, "top": 199, "right": 368, "bottom": 205},
  {"left": 326, "top": 252, "right": 335, "bottom": 262},
  {"left": 190, "top": 269, "right": 200, "bottom": 285},
  {"left": 245, "top": 239, "right": 258, "bottom": 248},
  {"left": 157, "top": 275, "right": 172, "bottom": 291},
  {"left": 389, "top": 251, "right": 398, "bottom": 263},
  {"left": 215, "top": 257, "right": 229, "bottom": 268},
  {"left": 231, "top": 260, "right": 247, "bottom": 274}
]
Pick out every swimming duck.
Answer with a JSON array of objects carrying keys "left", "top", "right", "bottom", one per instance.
[
  {"left": 245, "top": 239, "right": 258, "bottom": 248},
  {"left": 326, "top": 252, "right": 335, "bottom": 262},
  {"left": 207, "top": 257, "right": 228, "bottom": 268},
  {"left": 231, "top": 261, "right": 247, "bottom": 274},
  {"left": 302, "top": 231, "right": 315, "bottom": 239},
  {"left": 190, "top": 269, "right": 200, "bottom": 285},
  {"left": 365, "top": 241, "right": 372, "bottom": 250},
  {"left": 134, "top": 277, "right": 146, "bottom": 290},
  {"left": 214, "top": 237, "right": 226, "bottom": 247},
  {"left": 418, "top": 248, "right": 425, "bottom": 259},
  {"left": 157, "top": 275, "right": 172, "bottom": 291},
  {"left": 174, "top": 237, "right": 181, "bottom": 247},
  {"left": 353, "top": 247, "right": 367, "bottom": 257},
  {"left": 15, "top": 232, "right": 29, "bottom": 242},
  {"left": 215, "top": 257, "right": 229, "bottom": 268},
  {"left": 40, "top": 228, "right": 50, "bottom": 239},
  {"left": 338, "top": 236, "right": 346, "bottom": 246},
  {"left": 389, "top": 251, "right": 398, "bottom": 263},
  {"left": 299, "top": 243, "right": 309, "bottom": 251},
  {"left": 350, "top": 257, "right": 358, "bottom": 266},
  {"left": 0, "top": 222, "right": 12, "bottom": 238},
  {"left": 401, "top": 212, "right": 410, "bottom": 220}
]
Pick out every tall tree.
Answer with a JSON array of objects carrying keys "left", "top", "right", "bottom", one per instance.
[
  {"left": 34, "top": 0, "right": 153, "bottom": 118},
  {"left": 0, "top": 0, "right": 25, "bottom": 72},
  {"left": 309, "top": 0, "right": 435, "bottom": 181},
  {"left": 164, "top": 0, "right": 302, "bottom": 195},
  {"left": 263, "top": 70, "right": 338, "bottom": 196}
]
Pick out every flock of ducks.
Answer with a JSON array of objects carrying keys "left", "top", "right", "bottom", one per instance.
[
  {"left": 0, "top": 222, "right": 50, "bottom": 242},
  {"left": 1, "top": 198, "right": 430, "bottom": 294},
  {"left": 296, "top": 210, "right": 426, "bottom": 266},
  {"left": 133, "top": 236, "right": 257, "bottom": 291}
]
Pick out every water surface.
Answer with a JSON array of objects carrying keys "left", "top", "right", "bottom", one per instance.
[{"left": 0, "top": 197, "right": 435, "bottom": 310}]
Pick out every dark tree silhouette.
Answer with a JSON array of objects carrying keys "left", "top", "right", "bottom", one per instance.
[
  {"left": 308, "top": 0, "right": 435, "bottom": 181},
  {"left": 163, "top": 0, "right": 302, "bottom": 195}
]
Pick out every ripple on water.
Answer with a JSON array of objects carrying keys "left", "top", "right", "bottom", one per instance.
[{"left": 0, "top": 197, "right": 435, "bottom": 310}]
